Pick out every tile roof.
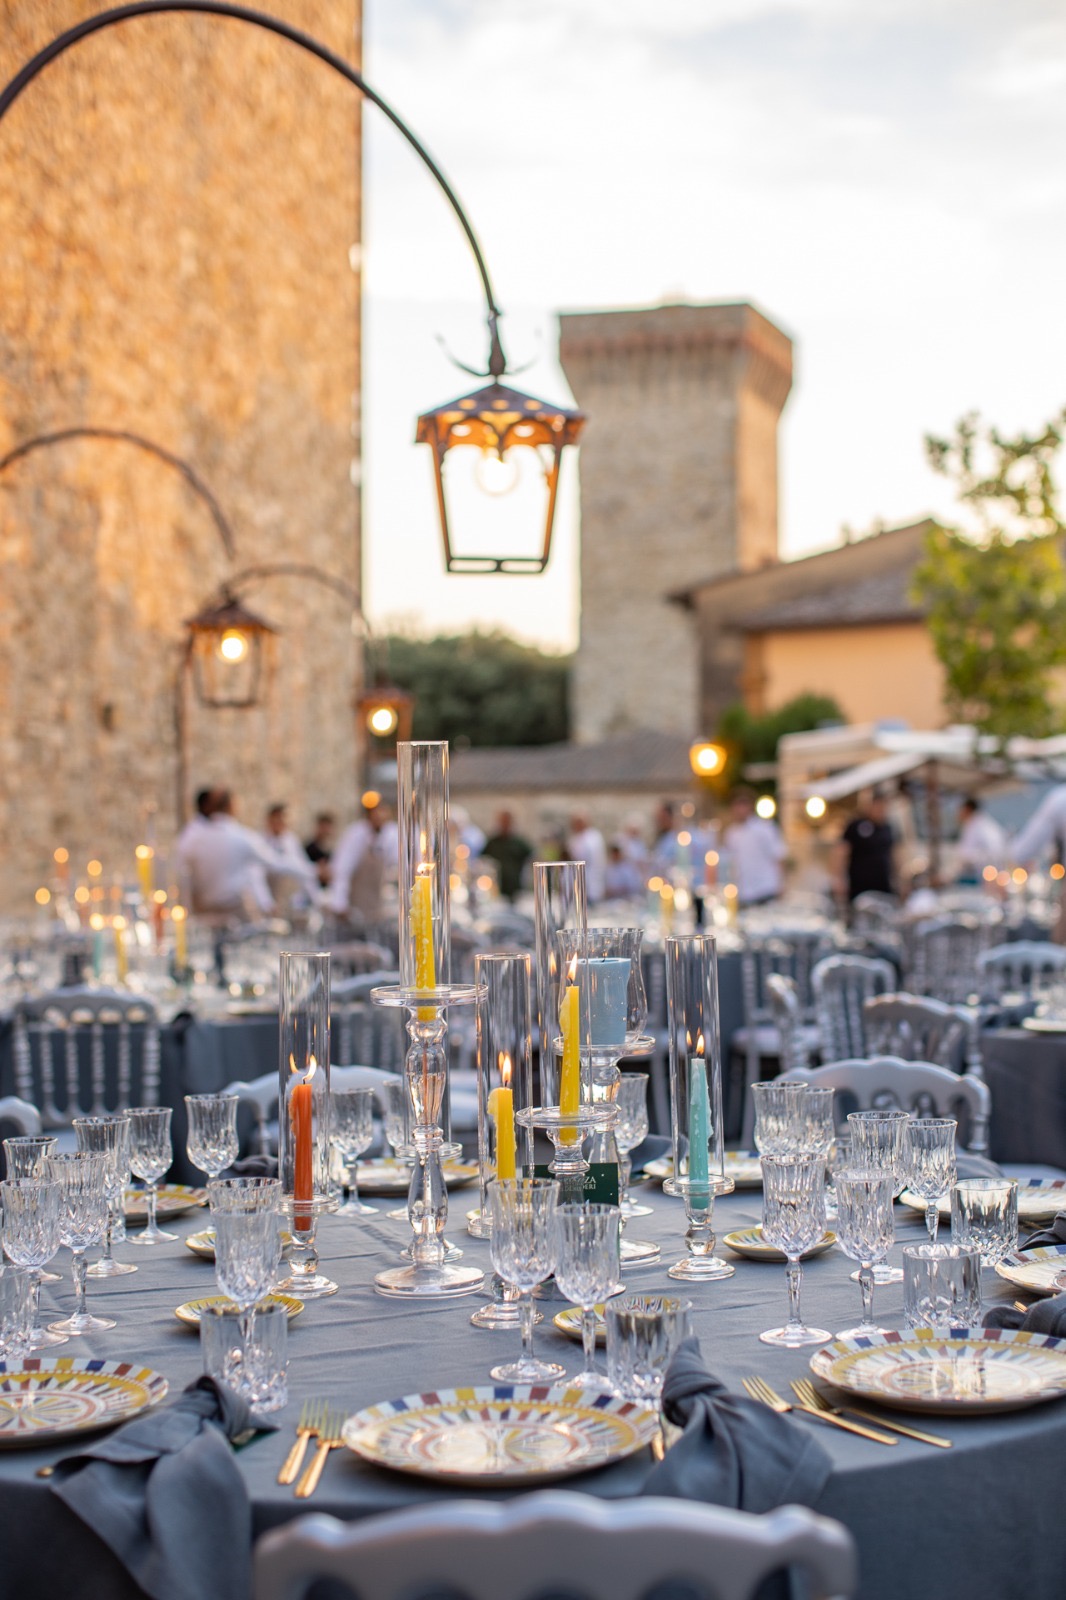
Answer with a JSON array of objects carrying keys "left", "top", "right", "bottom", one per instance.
[
  {"left": 739, "top": 566, "right": 923, "bottom": 631},
  {"left": 450, "top": 729, "right": 693, "bottom": 793}
]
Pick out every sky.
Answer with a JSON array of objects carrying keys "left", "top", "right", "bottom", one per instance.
[{"left": 361, "top": 0, "right": 1066, "bottom": 652}]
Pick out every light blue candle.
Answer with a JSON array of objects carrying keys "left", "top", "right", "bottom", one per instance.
[
  {"left": 583, "top": 958, "right": 630, "bottom": 1048},
  {"left": 688, "top": 1054, "right": 711, "bottom": 1188}
]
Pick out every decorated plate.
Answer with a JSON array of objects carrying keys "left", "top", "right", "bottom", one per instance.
[
  {"left": 900, "top": 1178, "right": 1066, "bottom": 1225},
  {"left": 124, "top": 1184, "right": 207, "bottom": 1221},
  {"left": 552, "top": 1305, "right": 609, "bottom": 1345},
  {"left": 342, "top": 1385, "right": 658, "bottom": 1485},
  {"left": 723, "top": 1227, "right": 836, "bottom": 1262},
  {"left": 644, "top": 1150, "right": 762, "bottom": 1189},
  {"left": 174, "top": 1293, "right": 303, "bottom": 1326},
  {"left": 356, "top": 1158, "right": 479, "bottom": 1195},
  {"left": 1022, "top": 1016, "right": 1066, "bottom": 1034},
  {"left": 995, "top": 1243, "right": 1066, "bottom": 1298},
  {"left": 0, "top": 1358, "right": 169, "bottom": 1447},
  {"left": 810, "top": 1329, "right": 1066, "bottom": 1414},
  {"left": 184, "top": 1228, "right": 293, "bottom": 1262}
]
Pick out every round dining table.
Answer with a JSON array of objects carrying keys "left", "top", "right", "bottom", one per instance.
[{"left": 0, "top": 1173, "right": 1062, "bottom": 1600}]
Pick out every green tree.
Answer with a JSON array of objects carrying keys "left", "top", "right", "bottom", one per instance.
[
  {"left": 912, "top": 407, "right": 1066, "bottom": 742},
  {"left": 714, "top": 692, "right": 844, "bottom": 791},
  {"left": 380, "top": 630, "right": 570, "bottom": 747}
]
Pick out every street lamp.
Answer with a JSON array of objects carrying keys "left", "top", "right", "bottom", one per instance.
[{"left": 0, "top": 1, "right": 585, "bottom": 575}]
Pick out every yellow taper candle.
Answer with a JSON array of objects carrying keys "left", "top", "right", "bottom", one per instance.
[
  {"left": 172, "top": 903, "right": 188, "bottom": 966},
  {"left": 135, "top": 844, "right": 154, "bottom": 903},
  {"left": 113, "top": 915, "right": 128, "bottom": 982},
  {"left": 559, "top": 958, "right": 581, "bottom": 1144},
  {"left": 487, "top": 1053, "right": 517, "bottom": 1179},
  {"left": 412, "top": 868, "right": 436, "bottom": 1019}
]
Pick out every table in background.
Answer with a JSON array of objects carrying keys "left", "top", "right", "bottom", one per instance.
[
  {"left": 982, "top": 1026, "right": 1066, "bottom": 1167},
  {"left": 1, "top": 1182, "right": 1063, "bottom": 1600}
]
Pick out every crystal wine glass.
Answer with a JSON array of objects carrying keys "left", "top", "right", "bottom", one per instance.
[
  {"left": 212, "top": 1207, "right": 283, "bottom": 1367},
  {"left": 488, "top": 1178, "right": 563, "bottom": 1383},
  {"left": 2, "top": 1135, "right": 61, "bottom": 1282},
  {"left": 613, "top": 1074, "right": 652, "bottom": 1218},
  {"left": 126, "top": 1106, "right": 176, "bottom": 1244},
  {"left": 553, "top": 1203, "right": 621, "bottom": 1388},
  {"left": 847, "top": 1109, "right": 910, "bottom": 1283},
  {"left": 834, "top": 1168, "right": 896, "bottom": 1337},
  {"left": 758, "top": 1152, "right": 830, "bottom": 1347},
  {"left": 751, "top": 1082, "right": 809, "bottom": 1155},
  {"left": 184, "top": 1093, "right": 240, "bottom": 1182},
  {"left": 74, "top": 1114, "right": 137, "bottom": 1278},
  {"left": 331, "top": 1087, "right": 378, "bottom": 1216},
  {"left": 905, "top": 1117, "right": 957, "bottom": 1243},
  {"left": 47, "top": 1151, "right": 116, "bottom": 1335},
  {"left": 0, "top": 1177, "right": 66, "bottom": 1348}
]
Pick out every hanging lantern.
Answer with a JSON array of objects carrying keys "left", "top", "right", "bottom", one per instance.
[
  {"left": 355, "top": 682, "right": 414, "bottom": 744},
  {"left": 184, "top": 594, "right": 277, "bottom": 709}
]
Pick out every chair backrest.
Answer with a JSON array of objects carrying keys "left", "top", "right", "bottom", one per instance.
[
  {"left": 850, "top": 891, "right": 901, "bottom": 935},
  {"left": 331, "top": 990, "right": 405, "bottom": 1072},
  {"left": 13, "top": 987, "right": 161, "bottom": 1128},
  {"left": 976, "top": 940, "right": 1066, "bottom": 998},
  {"left": 764, "top": 974, "right": 811, "bottom": 1073},
  {"left": 253, "top": 1495, "right": 857, "bottom": 1600},
  {"left": 0, "top": 1095, "right": 43, "bottom": 1136},
  {"left": 328, "top": 941, "right": 394, "bottom": 979},
  {"left": 222, "top": 1072, "right": 278, "bottom": 1154},
  {"left": 778, "top": 1054, "right": 991, "bottom": 1153},
  {"left": 907, "top": 914, "right": 998, "bottom": 1003},
  {"left": 812, "top": 954, "right": 896, "bottom": 1063},
  {"left": 740, "top": 929, "right": 832, "bottom": 1029},
  {"left": 862, "top": 991, "right": 975, "bottom": 1073}
]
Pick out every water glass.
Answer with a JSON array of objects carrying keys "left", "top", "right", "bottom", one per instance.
[
  {"left": 487, "top": 1178, "right": 562, "bottom": 1383},
  {"left": 834, "top": 1169, "right": 896, "bottom": 1338},
  {"left": 758, "top": 1153, "right": 830, "bottom": 1348},
  {"left": 126, "top": 1106, "right": 176, "bottom": 1244},
  {"left": 847, "top": 1109, "right": 910, "bottom": 1283},
  {"left": 605, "top": 1293, "right": 692, "bottom": 1405},
  {"left": 798, "top": 1087, "right": 836, "bottom": 1156},
  {"left": 902, "top": 1243, "right": 982, "bottom": 1330},
  {"left": 552, "top": 1204, "right": 621, "bottom": 1388},
  {"left": 614, "top": 1073, "right": 652, "bottom": 1218},
  {"left": 0, "top": 1262, "right": 33, "bottom": 1358},
  {"left": 951, "top": 1179, "right": 1019, "bottom": 1268},
  {"left": 331, "top": 1087, "right": 378, "bottom": 1216},
  {"left": 1, "top": 1177, "right": 66, "bottom": 1348},
  {"left": 47, "top": 1151, "right": 115, "bottom": 1336},
  {"left": 185, "top": 1094, "right": 240, "bottom": 1181},
  {"left": 207, "top": 1176, "right": 282, "bottom": 1213},
  {"left": 751, "top": 1082, "right": 809, "bottom": 1155},
  {"left": 905, "top": 1118, "right": 957, "bottom": 1244},
  {"left": 74, "top": 1114, "right": 136, "bottom": 1279},
  {"left": 201, "top": 1299, "right": 288, "bottom": 1412},
  {"left": 2, "top": 1135, "right": 57, "bottom": 1179}
]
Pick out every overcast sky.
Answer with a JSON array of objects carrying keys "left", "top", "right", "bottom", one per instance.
[{"left": 361, "top": 0, "right": 1066, "bottom": 651}]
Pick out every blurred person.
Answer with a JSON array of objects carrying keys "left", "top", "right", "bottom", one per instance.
[
  {"left": 173, "top": 786, "right": 222, "bottom": 908},
  {"left": 605, "top": 840, "right": 643, "bottom": 900},
  {"left": 329, "top": 801, "right": 397, "bottom": 923},
  {"left": 251, "top": 803, "right": 318, "bottom": 913},
  {"left": 1010, "top": 785, "right": 1066, "bottom": 942},
  {"left": 568, "top": 809, "right": 608, "bottom": 903},
  {"left": 181, "top": 791, "right": 315, "bottom": 920},
  {"left": 618, "top": 811, "right": 650, "bottom": 879},
  {"left": 721, "top": 788, "right": 787, "bottom": 907},
  {"left": 650, "top": 800, "right": 678, "bottom": 873},
  {"left": 834, "top": 790, "right": 898, "bottom": 905},
  {"left": 304, "top": 812, "right": 336, "bottom": 886},
  {"left": 451, "top": 805, "right": 486, "bottom": 860},
  {"left": 955, "top": 796, "right": 1007, "bottom": 884},
  {"left": 481, "top": 810, "right": 533, "bottom": 902}
]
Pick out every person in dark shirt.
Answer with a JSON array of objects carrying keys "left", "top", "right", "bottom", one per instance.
[
  {"left": 304, "top": 812, "right": 335, "bottom": 887},
  {"left": 482, "top": 810, "right": 533, "bottom": 902},
  {"left": 836, "top": 791, "right": 898, "bottom": 903}
]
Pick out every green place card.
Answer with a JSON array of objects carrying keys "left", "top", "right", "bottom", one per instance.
[{"left": 533, "top": 1163, "right": 619, "bottom": 1205}]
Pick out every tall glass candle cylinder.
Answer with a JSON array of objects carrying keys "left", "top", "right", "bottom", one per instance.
[
  {"left": 471, "top": 953, "right": 534, "bottom": 1238},
  {"left": 532, "top": 861, "right": 589, "bottom": 1110},
  {"left": 397, "top": 742, "right": 451, "bottom": 998},
  {"left": 278, "top": 952, "right": 332, "bottom": 1215}
]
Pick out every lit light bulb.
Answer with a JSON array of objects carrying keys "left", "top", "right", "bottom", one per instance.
[
  {"left": 755, "top": 796, "right": 777, "bottom": 820},
  {"left": 218, "top": 628, "right": 249, "bottom": 663},
  {"left": 367, "top": 705, "right": 399, "bottom": 736},
  {"left": 805, "top": 796, "right": 827, "bottom": 821},
  {"left": 474, "top": 448, "right": 520, "bottom": 496}
]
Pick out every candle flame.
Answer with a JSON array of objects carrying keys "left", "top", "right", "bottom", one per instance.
[
  {"left": 696, "top": 1033, "right": 705, "bottom": 1055},
  {"left": 290, "top": 1053, "right": 318, "bottom": 1084},
  {"left": 567, "top": 955, "right": 578, "bottom": 982},
  {"left": 500, "top": 1052, "right": 512, "bottom": 1088}
]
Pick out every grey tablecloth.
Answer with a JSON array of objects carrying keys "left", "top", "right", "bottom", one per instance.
[
  {"left": 981, "top": 1027, "right": 1066, "bottom": 1167},
  {"left": 2, "top": 1181, "right": 1065, "bottom": 1600}
]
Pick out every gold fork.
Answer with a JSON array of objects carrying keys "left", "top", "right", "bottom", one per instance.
[
  {"left": 295, "top": 1409, "right": 345, "bottom": 1499},
  {"left": 742, "top": 1375, "right": 897, "bottom": 1445},
  {"left": 277, "top": 1399, "right": 326, "bottom": 1486},
  {"left": 791, "top": 1380, "right": 952, "bottom": 1449}
]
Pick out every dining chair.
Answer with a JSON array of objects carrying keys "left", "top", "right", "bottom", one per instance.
[
  {"left": 777, "top": 1053, "right": 991, "bottom": 1154},
  {"left": 850, "top": 890, "right": 901, "bottom": 937},
  {"left": 221, "top": 1072, "right": 278, "bottom": 1157},
  {"left": 812, "top": 953, "right": 896, "bottom": 1064},
  {"left": 764, "top": 974, "right": 812, "bottom": 1073},
  {"left": 862, "top": 991, "right": 981, "bottom": 1076},
  {"left": 906, "top": 914, "right": 1000, "bottom": 1004},
  {"left": 11, "top": 986, "right": 162, "bottom": 1134},
  {"left": 734, "top": 929, "right": 830, "bottom": 1143},
  {"left": 976, "top": 940, "right": 1066, "bottom": 1000},
  {"left": 328, "top": 940, "right": 395, "bottom": 979},
  {"left": 253, "top": 1494, "right": 858, "bottom": 1600}
]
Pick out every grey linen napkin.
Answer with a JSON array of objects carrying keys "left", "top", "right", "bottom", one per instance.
[
  {"left": 1019, "top": 1212, "right": 1066, "bottom": 1250},
  {"left": 956, "top": 1154, "right": 1003, "bottom": 1180},
  {"left": 642, "top": 1336, "right": 832, "bottom": 1511},
  {"left": 50, "top": 1375, "right": 276, "bottom": 1600},
  {"left": 984, "top": 1291, "right": 1066, "bottom": 1337}
]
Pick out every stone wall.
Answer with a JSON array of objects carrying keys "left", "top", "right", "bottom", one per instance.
[
  {"left": 0, "top": 1, "right": 362, "bottom": 909},
  {"left": 558, "top": 302, "right": 792, "bottom": 747}
]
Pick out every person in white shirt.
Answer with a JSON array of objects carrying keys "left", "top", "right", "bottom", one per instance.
[
  {"left": 568, "top": 810, "right": 608, "bottom": 903},
  {"left": 721, "top": 789, "right": 787, "bottom": 906},
  {"left": 328, "top": 803, "right": 398, "bottom": 922},
  {"left": 955, "top": 796, "right": 1007, "bottom": 884},
  {"left": 172, "top": 787, "right": 221, "bottom": 909},
  {"left": 180, "top": 792, "right": 314, "bottom": 921},
  {"left": 247, "top": 803, "right": 319, "bottom": 913},
  {"left": 1010, "top": 786, "right": 1066, "bottom": 942}
]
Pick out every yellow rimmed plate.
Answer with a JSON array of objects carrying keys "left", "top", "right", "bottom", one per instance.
[
  {"left": 356, "top": 1158, "right": 479, "bottom": 1195},
  {"left": 552, "top": 1304, "right": 609, "bottom": 1345},
  {"left": 184, "top": 1228, "right": 294, "bottom": 1261},
  {"left": 644, "top": 1151, "right": 762, "bottom": 1189},
  {"left": 174, "top": 1293, "right": 303, "bottom": 1327},
  {"left": 995, "top": 1243, "right": 1066, "bottom": 1298},
  {"left": 343, "top": 1385, "right": 658, "bottom": 1485},
  {"left": 0, "top": 1358, "right": 169, "bottom": 1447},
  {"left": 723, "top": 1227, "right": 836, "bottom": 1262},
  {"left": 810, "top": 1328, "right": 1066, "bottom": 1415},
  {"left": 899, "top": 1177, "right": 1066, "bottom": 1225},
  {"left": 124, "top": 1184, "right": 207, "bottom": 1221}
]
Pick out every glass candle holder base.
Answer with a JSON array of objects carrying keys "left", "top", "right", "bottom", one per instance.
[
  {"left": 277, "top": 1200, "right": 337, "bottom": 1298},
  {"left": 401, "top": 1237, "right": 464, "bottom": 1263},
  {"left": 667, "top": 1255, "right": 735, "bottom": 1281},
  {"left": 466, "top": 1208, "right": 491, "bottom": 1239},
  {"left": 375, "top": 1261, "right": 484, "bottom": 1299},
  {"left": 515, "top": 1105, "right": 616, "bottom": 1179},
  {"left": 276, "top": 1269, "right": 338, "bottom": 1299}
]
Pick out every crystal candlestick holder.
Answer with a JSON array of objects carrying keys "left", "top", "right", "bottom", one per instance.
[{"left": 276, "top": 951, "right": 337, "bottom": 1300}]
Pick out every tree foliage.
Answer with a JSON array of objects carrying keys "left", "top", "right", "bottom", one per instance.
[
  {"left": 380, "top": 630, "right": 570, "bottom": 748},
  {"left": 912, "top": 407, "right": 1066, "bottom": 742},
  {"left": 715, "top": 692, "right": 845, "bottom": 790}
]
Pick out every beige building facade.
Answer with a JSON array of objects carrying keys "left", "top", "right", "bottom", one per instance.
[{"left": 0, "top": 2, "right": 363, "bottom": 909}]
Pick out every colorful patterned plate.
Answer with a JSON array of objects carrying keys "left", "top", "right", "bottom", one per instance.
[
  {"left": 342, "top": 1385, "right": 658, "bottom": 1484},
  {"left": 994, "top": 1243, "right": 1066, "bottom": 1298},
  {"left": 900, "top": 1178, "right": 1066, "bottom": 1225},
  {"left": 0, "top": 1358, "right": 169, "bottom": 1447},
  {"left": 1022, "top": 1017, "right": 1066, "bottom": 1034},
  {"left": 552, "top": 1305, "right": 609, "bottom": 1345},
  {"left": 174, "top": 1293, "right": 303, "bottom": 1326},
  {"left": 184, "top": 1228, "right": 293, "bottom": 1261},
  {"left": 356, "top": 1158, "right": 479, "bottom": 1195},
  {"left": 810, "top": 1329, "right": 1066, "bottom": 1414},
  {"left": 124, "top": 1184, "right": 208, "bottom": 1221},
  {"left": 644, "top": 1151, "right": 762, "bottom": 1189},
  {"left": 723, "top": 1227, "right": 837, "bottom": 1262}
]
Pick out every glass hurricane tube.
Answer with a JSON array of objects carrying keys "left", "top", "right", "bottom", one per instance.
[{"left": 277, "top": 951, "right": 336, "bottom": 1299}]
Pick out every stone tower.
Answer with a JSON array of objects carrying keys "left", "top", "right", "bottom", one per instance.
[
  {"left": 0, "top": 2, "right": 362, "bottom": 910},
  {"left": 558, "top": 302, "right": 792, "bottom": 744}
]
